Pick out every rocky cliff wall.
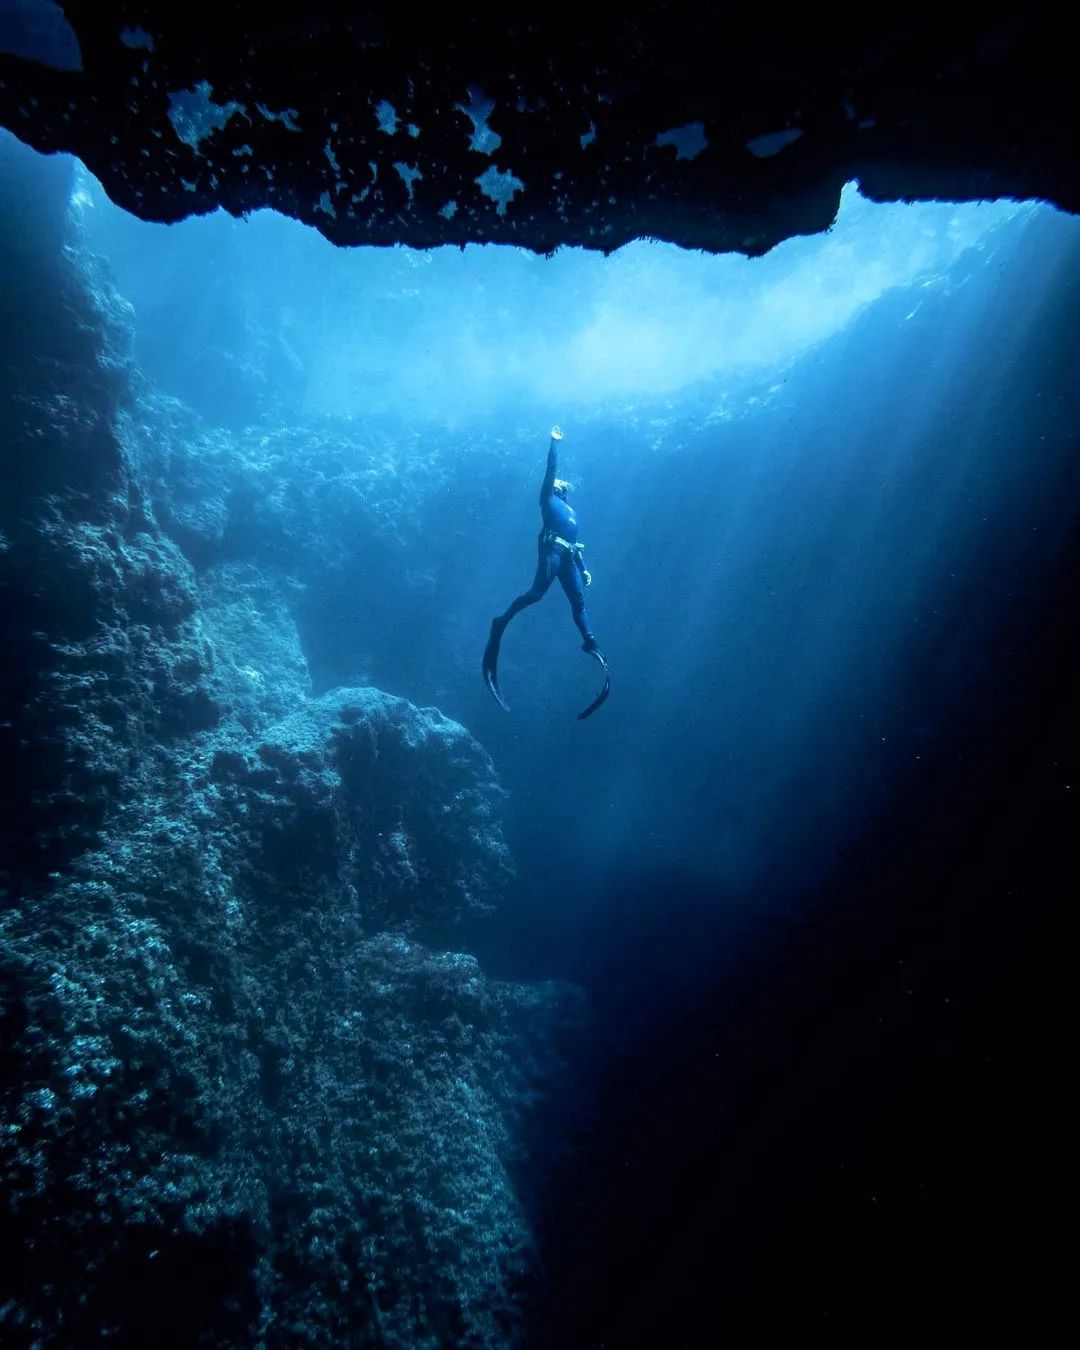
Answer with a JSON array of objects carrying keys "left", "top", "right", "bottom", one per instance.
[{"left": 0, "top": 138, "right": 577, "bottom": 1348}]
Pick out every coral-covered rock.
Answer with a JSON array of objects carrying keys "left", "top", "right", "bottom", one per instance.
[
  {"left": 1, "top": 687, "right": 569, "bottom": 1345},
  {"left": 199, "top": 562, "right": 310, "bottom": 727},
  {"left": 0, "top": 139, "right": 219, "bottom": 882},
  {"left": 0, "top": 133, "right": 579, "bottom": 1348},
  {"left": 222, "top": 688, "right": 514, "bottom": 936}
]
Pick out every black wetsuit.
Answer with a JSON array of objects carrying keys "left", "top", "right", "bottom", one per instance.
[{"left": 498, "top": 441, "right": 594, "bottom": 644}]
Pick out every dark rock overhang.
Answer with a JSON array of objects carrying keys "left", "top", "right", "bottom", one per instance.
[{"left": 0, "top": 5, "right": 1075, "bottom": 255}]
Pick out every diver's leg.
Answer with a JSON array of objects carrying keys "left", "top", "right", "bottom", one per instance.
[
  {"left": 484, "top": 547, "right": 560, "bottom": 708},
  {"left": 498, "top": 547, "right": 558, "bottom": 625},
  {"left": 559, "top": 556, "right": 597, "bottom": 650}
]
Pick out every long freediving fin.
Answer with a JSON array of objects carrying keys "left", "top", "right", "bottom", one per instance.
[
  {"left": 482, "top": 618, "right": 510, "bottom": 711},
  {"left": 578, "top": 649, "right": 611, "bottom": 720}
]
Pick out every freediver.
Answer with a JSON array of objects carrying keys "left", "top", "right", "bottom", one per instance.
[{"left": 483, "top": 426, "right": 610, "bottom": 718}]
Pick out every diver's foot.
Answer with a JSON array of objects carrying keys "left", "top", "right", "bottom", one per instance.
[{"left": 581, "top": 636, "right": 600, "bottom": 654}]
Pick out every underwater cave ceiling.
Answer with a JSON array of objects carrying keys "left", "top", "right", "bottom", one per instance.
[{"left": 0, "top": 7, "right": 1075, "bottom": 255}]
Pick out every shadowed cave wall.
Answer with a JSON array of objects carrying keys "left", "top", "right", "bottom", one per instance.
[{"left": 1, "top": 7, "right": 1076, "bottom": 253}]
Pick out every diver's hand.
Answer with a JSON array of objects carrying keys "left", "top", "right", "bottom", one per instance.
[
  {"left": 550, "top": 425, "right": 564, "bottom": 442},
  {"left": 583, "top": 569, "right": 593, "bottom": 588}
]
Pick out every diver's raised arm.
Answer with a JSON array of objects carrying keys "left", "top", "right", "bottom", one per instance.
[{"left": 541, "top": 424, "right": 563, "bottom": 504}]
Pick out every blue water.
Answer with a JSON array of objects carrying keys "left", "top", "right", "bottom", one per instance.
[
  {"left": 82, "top": 156, "right": 1080, "bottom": 1062},
  {"left": 73, "top": 172, "right": 1077, "bottom": 923}
]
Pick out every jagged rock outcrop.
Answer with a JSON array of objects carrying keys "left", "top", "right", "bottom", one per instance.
[
  {"left": 1, "top": 11, "right": 1074, "bottom": 255},
  {"left": 0, "top": 135, "right": 577, "bottom": 1347},
  {"left": 2, "top": 687, "right": 568, "bottom": 1346},
  {"left": 0, "top": 138, "right": 218, "bottom": 883}
]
